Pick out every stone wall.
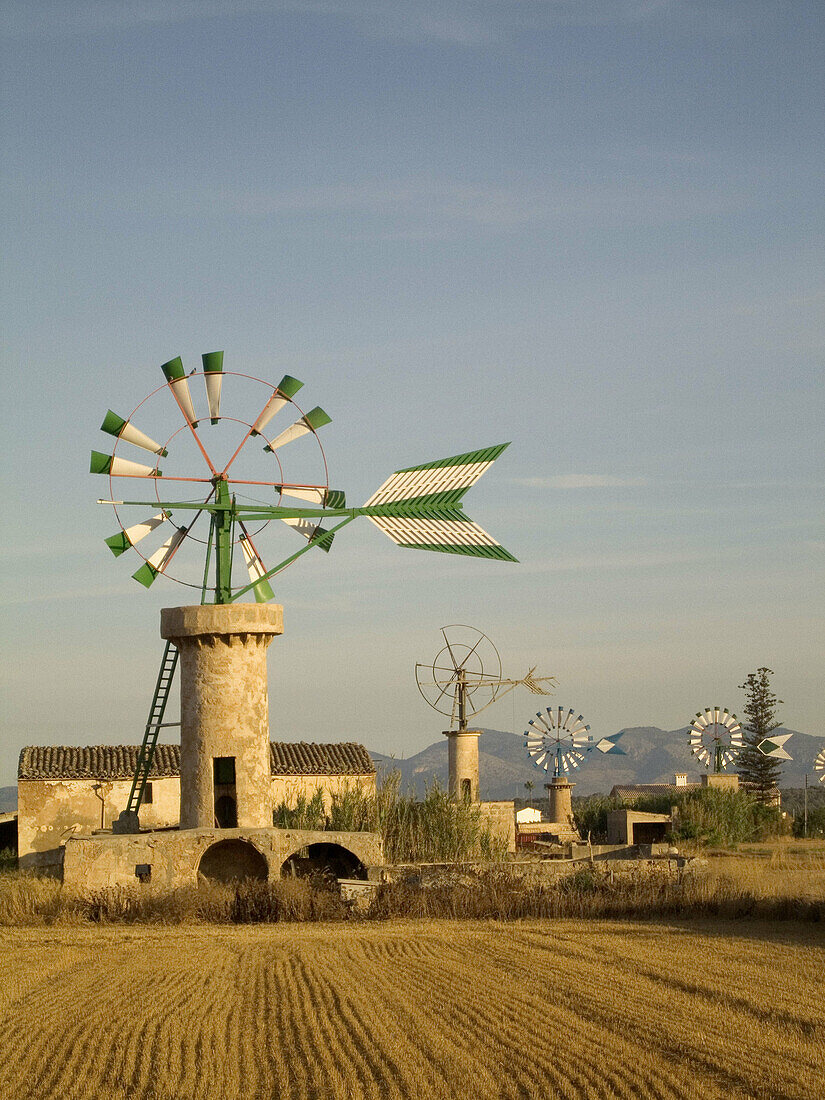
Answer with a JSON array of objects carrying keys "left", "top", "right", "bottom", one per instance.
[
  {"left": 478, "top": 800, "right": 516, "bottom": 854},
  {"left": 62, "top": 827, "right": 384, "bottom": 889}
]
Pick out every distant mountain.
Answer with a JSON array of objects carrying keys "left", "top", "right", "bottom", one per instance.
[
  {"left": 0, "top": 786, "right": 16, "bottom": 813},
  {"left": 370, "top": 726, "right": 822, "bottom": 799}
]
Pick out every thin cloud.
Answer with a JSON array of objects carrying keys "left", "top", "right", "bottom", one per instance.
[
  {"left": 513, "top": 474, "right": 649, "bottom": 489},
  {"left": 0, "top": 1, "right": 690, "bottom": 43}
]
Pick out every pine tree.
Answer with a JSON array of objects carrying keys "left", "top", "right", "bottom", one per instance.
[{"left": 737, "top": 667, "right": 783, "bottom": 801}]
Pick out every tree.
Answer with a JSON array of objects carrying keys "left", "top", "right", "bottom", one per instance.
[
  {"left": 737, "top": 667, "right": 783, "bottom": 802},
  {"left": 524, "top": 780, "right": 535, "bottom": 807}
]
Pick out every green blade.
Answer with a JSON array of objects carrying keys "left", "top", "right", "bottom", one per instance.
[
  {"left": 105, "top": 531, "right": 131, "bottom": 557},
  {"left": 132, "top": 561, "right": 158, "bottom": 588}
]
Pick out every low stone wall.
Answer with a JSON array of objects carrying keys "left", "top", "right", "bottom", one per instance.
[
  {"left": 374, "top": 854, "right": 706, "bottom": 888},
  {"left": 63, "top": 827, "right": 383, "bottom": 889}
]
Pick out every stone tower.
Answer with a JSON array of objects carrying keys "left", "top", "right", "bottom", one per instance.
[
  {"left": 443, "top": 728, "right": 481, "bottom": 802},
  {"left": 160, "top": 603, "right": 283, "bottom": 830}
]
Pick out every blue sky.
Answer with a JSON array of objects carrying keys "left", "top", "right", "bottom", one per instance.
[{"left": 1, "top": 1, "right": 823, "bottom": 785}]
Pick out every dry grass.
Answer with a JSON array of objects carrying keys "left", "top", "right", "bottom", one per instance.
[{"left": 1, "top": 918, "right": 822, "bottom": 1100}]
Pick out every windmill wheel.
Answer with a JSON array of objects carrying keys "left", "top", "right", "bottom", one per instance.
[
  {"left": 815, "top": 746, "right": 825, "bottom": 785},
  {"left": 415, "top": 625, "right": 501, "bottom": 728},
  {"left": 688, "top": 707, "right": 743, "bottom": 771},
  {"left": 90, "top": 354, "right": 336, "bottom": 598},
  {"left": 525, "top": 706, "right": 592, "bottom": 778}
]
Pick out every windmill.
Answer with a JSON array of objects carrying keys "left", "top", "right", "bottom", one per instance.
[
  {"left": 524, "top": 706, "right": 625, "bottom": 779},
  {"left": 91, "top": 353, "right": 517, "bottom": 824},
  {"left": 524, "top": 705, "right": 625, "bottom": 829},
  {"left": 687, "top": 707, "right": 743, "bottom": 772},
  {"left": 815, "top": 746, "right": 825, "bottom": 784},
  {"left": 414, "top": 625, "right": 556, "bottom": 799}
]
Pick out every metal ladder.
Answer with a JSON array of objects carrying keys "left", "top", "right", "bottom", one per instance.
[{"left": 126, "top": 640, "right": 179, "bottom": 816}]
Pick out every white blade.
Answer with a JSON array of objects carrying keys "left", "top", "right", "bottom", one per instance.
[
  {"left": 205, "top": 373, "right": 222, "bottom": 422},
  {"left": 252, "top": 392, "right": 290, "bottom": 436},
  {"left": 124, "top": 512, "right": 168, "bottom": 546},
  {"left": 110, "top": 456, "right": 161, "bottom": 477},
  {"left": 264, "top": 418, "right": 311, "bottom": 452},
  {"left": 118, "top": 422, "right": 166, "bottom": 455},
  {"left": 146, "top": 527, "right": 187, "bottom": 572},
  {"left": 169, "top": 377, "right": 198, "bottom": 426}
]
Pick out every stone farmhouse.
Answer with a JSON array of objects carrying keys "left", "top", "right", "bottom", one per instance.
[{"left": 18, "top": 741, "right": 375, "bottom": 871}]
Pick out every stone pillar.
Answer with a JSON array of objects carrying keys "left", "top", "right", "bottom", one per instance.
[
  {"left": 161, "top": 604, "right": 283, "bottom": 830},
  {"left": 545, "top": 777, "right": 575, "bottom": 825},
  {"left": 443, "top": 729, "right": 481, "bottom": 802}
]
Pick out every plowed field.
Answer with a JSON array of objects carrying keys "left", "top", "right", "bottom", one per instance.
[{"left": 2, "top": 919, "right": 822, "bottom": 1100}]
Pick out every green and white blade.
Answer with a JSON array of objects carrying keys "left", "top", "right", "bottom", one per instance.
[
  {"left": 132, "top": 527, "right": 187, "bottom": 587},
  {"left": 105, "top": 511, "right": 169, "bottom": 556},
  {"left": 202, "top": 351, "right": 224, "bottom": 423},
  {"left": 281, "top": 517, "right": 334, "bottom": 552},
  {"left": 239, "top": 533, "right": 275, "bottom": 603},
  {"left": 100, "top": 411, "right": 168, "bottom": 456}
]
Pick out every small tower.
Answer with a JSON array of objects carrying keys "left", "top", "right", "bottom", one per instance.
[
  {"left": 161, "top": 603, "right": 283, "bottom": 829},
  {"left": 443, "top": 728, "right": 482, "bottom": 801}
]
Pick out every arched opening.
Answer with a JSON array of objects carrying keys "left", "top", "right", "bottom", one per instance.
[
  {"left": 214, "top": 794, "right": 237, "bottom": 829},
  {"left": 281, "top": 843, "right": 367, "bottom": 887},
  {"left": 198, "top": 839, "right": 268, "bottom": 884}
]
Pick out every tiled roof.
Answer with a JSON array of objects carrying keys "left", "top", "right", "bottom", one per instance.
[
  {"left": 269, "top": 742, "right": 374, "bottom": 776},
  {"left": 610, "top": 783, "right": 700, "bottom": 799},
  {"left": 19, "top": 742, "right": 374, "bottom": 781}
]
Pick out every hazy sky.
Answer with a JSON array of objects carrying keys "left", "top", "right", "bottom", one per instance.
[{"left": 2, "top": 1, "right": 823, "bottom": 785}]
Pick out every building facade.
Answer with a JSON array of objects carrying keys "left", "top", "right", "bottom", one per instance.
[{"left": 18, "top": 742, "right": 375, "bottom": 870}]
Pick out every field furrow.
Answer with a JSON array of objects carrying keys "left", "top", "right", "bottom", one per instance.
[{"left": 1, "top": 920, "right": 822, "bottom": 1100}]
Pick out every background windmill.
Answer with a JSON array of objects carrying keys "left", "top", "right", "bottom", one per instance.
[
  {"left": 688, "top": 707, "right": 743, "bottom": 773},
  {"left": 524, "top": 704, "right": 625, "bottom": 828},
  {"left": 415, "top": 625, "right": 555, "bottom": 800}
]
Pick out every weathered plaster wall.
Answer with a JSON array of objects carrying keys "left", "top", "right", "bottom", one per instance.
[
  {"left": 17, "top": 778, "right": 179, "bottom": 869},
  {"left": 271, "top": 773, "right": 376, "bottom": 815},
  {"left": 162, "top": 604, "right": 283, "bottom": 830},
  {"left": 63, "top": 827, "right": 384, "bottom": 889}
]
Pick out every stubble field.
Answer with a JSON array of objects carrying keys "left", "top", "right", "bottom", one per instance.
[{"left": 1, "top": 918, "right": 823, "bottom": 1100}]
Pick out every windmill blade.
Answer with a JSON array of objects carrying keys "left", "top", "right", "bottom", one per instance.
[
  {"left": 364, "top": 444, "right": 510, "bottom": 508},
  {"left": 239, "top": 532, "right": 274, "bottom": 603},
  {"left": 202, "top": 351, "right": 224, "bottom": 424},
  {"left": 90, "top": 451, "right": 161, "bottom": 478},
  {"left": 105, "top": 512, "right": 169, "bottom": 557},
  {"left": 815, "top": 747, "right": 825, "bottom": 781},
  {"left": 132, "top": 527, "right": 188, "bottom": 588},
  {"left": 250, "top": 375, "right": 304, "bottom": 436},
  {"left": 100, "top": 411, "right": 168, "bottom": 457},
  {"left": 281, "top": 516, "right": 334, "bottom": 552},
  {"left": 161, "top": 357, "right": 198, "bottom": 427},
  {"left": 757, "top": 734, "right": 793, "bottom": 760},
  {"left": 263, "top": 406, "right": 331, "bottom": 452},
  {"left": 274, "top": 485, "right": 346, "bottom": 508}
]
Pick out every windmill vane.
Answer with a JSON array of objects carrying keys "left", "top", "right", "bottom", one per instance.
[{"left": 91, "top": 353, "right": 517, "bottom": 604}]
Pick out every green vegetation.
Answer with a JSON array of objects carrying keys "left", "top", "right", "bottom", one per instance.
[
  {"left": 272, "top": 772, "right": 508, "bottom": 862},
  {"left": 573, "top": 788, "right": 786, "bottom": 847},
  {"left": 737, "top": 667, "right": 783, "bottom": 799}
]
